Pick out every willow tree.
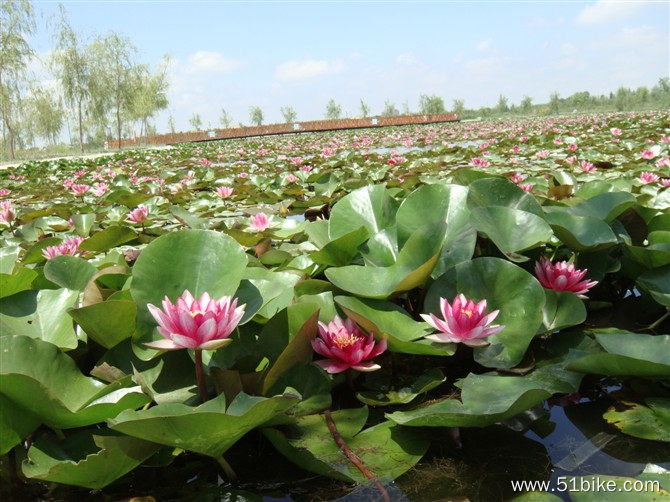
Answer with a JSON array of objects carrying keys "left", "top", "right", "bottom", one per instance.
[
  {"left": 52, "top": 4, "right": 89, "bottom": 152},
  {"left": 325, "top": 99, "right": 341, "bottom": 120},
  {"left": 0, "top": 0, "right": 35, "bottom": 159},
  {"left": 88, "top": 32, "right": 137, "bottom": 148},
  {"left": 128, "top": 57, "right": 169, "bottom": 141}
]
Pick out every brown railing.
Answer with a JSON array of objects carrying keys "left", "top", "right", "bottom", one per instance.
[{"left": 111, "top": 113, "right": 459, "bottom": 149}]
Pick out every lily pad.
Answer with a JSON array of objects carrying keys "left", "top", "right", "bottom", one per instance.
[
  {"left": 0, "top": 335, "right": 149, "bottom": 428},
  {"left": 22, "top": 430, "right": 160, "bottom": 489},
  {"left": 109, "top": 391, "right": 300, "bottom": 457},
  {"left": 604, "top": 398, "right": 670, "bottom": 442}
]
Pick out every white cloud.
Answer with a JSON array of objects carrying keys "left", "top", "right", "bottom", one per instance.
[
  {"left": 476, "top": 39, "right": 493, "bottom": 51},
  {"left": 185, "top": 51, "right": 241, "bottom": 74},
  {"left": 396, "top": 52, "right": 419, "bottom": 66},
  {"left": 275, "top": 59, "right": 345, "bottom": 82},
  {"left": 529, "top": 15, "right": 548, "bottom": 28},
  {"left": 576, "top": 0, "right": 647, "bottom": 25}
]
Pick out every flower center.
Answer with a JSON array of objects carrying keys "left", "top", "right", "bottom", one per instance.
[
  {"left": 189, "top": 310, "right": 206, "bottom": 318},
  {"left": 462, "top": 309, "right": 474, "bottom": 318},
  {"left": 333, "top": 331, "right": 362, "bottom": 349}
]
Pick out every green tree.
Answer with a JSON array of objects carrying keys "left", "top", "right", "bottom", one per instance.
[
  {"left": 189, "top": 113, "right": 202, "bottom": 130},
  {"left": 167, "top": 114, "right": 176, "bottom": 134},
  {"left": 495, "top": 94, "right": 509, "bottom": 114},
  {"left": 325, "top": 99, "right": 342, "bottom": 120},
  {"left": 359, "top": 99, "right": 370, "bottom": 118},
  {"left": 520, "top": 95, "right": 532, "bottom": 113},
  {"left": 249, "top": 106, "right": 263, "bottom": 126},
  {"left": 280, "top": 105, "right": 297, "bottom": 123},
  {"left": 219, "top": 107, "right": 231, "bottom": 127},
  {"left": 419, "top": 94, "right": 446, "bottom": 114},
  {"left": 452, "top": 98, "right": 465, "bottom": 115},
  {"left": 88, "top": 32, "right": 138, "bottom": 148},
  {"left": 128, "top": 58, "right": 169, "bottom": 141},
  {"left": 615, "top": 86, "right": 631, "bottom": 111},
  {"left": 0, "top": 0, "right": 35, "bottom": 159},
  {"left": 381, "top": 100, "right": 399, "bottom": 117},
  {"left": 30, "top": 87, "right": 63, "bottom": 145},
  {"left": 51, "top": 4, "right": 89, "bottom": 152},
  {"left": 549, "top": 91, "right": 560, "bottom": 114}
]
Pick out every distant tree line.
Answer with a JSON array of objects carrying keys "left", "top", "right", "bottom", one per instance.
[{"left": 1, "top": 1, "right": 168, "bottom": 159}]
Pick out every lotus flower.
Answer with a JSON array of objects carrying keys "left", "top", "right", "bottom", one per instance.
[
  {"left": 127, "top": 205, "right": 148, "bottom": 224},
  {"left": 421, "top": 294, "right": 504, "bottom": 346},
  {"left": 145, "top": 290, "right": 245, "bottom": 350},
  {"left": 0, "top": 188, "right": 11, "bottom": 197},
  {"left": 312, "top": 316, "right": 387, "bottom": 373},
  {"left": 639, "top": 171, "right": 660, "bottom": 184},
  {"left": 519, "top": 183, "right": 534, "bottom": 192},
  {"left": 216, "top": 186, "right": 233, "bottom": 198},
  {"left": 641, "top": 149, "right": 655, "bottom": 160},
  {"left": 660, "top": 178, "right": 670, "bottom": 187},
  {"left": 534, "top": 257, "right": 598, "bottom": 298},
  {"left": 286, "top": 174, "right": 298, "bottom": 183},
  {"left": 249, "top": 212, "right": 270, "bottom": 231},
  {"left": 42, "top": 237, "right": 85, "bottom": 259}
]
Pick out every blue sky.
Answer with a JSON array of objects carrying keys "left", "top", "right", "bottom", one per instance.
[{"left": 28, "top": 0, "right": 669, "bottom": 132}]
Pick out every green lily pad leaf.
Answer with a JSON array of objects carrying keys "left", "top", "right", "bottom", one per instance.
[
  {"left": 79, "top": 225, "right": 137, "bottom": 253},
  {"left": 109, "top": 391, "right": 300, "bottom": 457},
  {"left": 262, "top": 309, "right": 319, "bottom": 395},
  {"left": 571, "top": 191, "right": 636, "bottom": 222},
  {"left": 266, "top": 363, "right": 331, "bottom": 417},
  {"left": 169, "top": 205, "right": 208, "bottom": 229},
  {"left": 328, "top": 184, "right": 399, "bottom": 240},
  {"left": 467, "top": 177, "right": 544, "bottom": 216},
  {"left": 0, "top": 267, "right": 37, "bottom": 299},
  {"left": 240, "top": 267, "right": 300, "bottom": 321},
  {"left": 309, "top": 226, "right": 369, "bottom": 267},
  {"left": 44, "top": 255, "right": 97, "bottom": 291},
  {"left": 567, "top": 331, "right": 670, "bottom": 378},
  {"left": 0, "top": 335, "right": 149, "bottom": 428},
  {"left": 0, "top": 288, "right": 79, "bottom": 349},
  {"left": 325, "top": 222, "right": 445, "bottom": 299},
  {"left": 425, "top": 257, "right": 545, "bottom": 369},
  {"left": 540, "top": 290, "right": 587, "bottom": 333},
  {"left": 263, "top": 407, "right": 429, "bottom": 483},
  {"left": 604, "top": 398, "right": 670, "bottom": 442},
  {"left": 386, "top": 372, "right": 555, "bottom": 427},
  {"left": 257, "top": 303, "right": 320, "bottom": 363},
  {"left": 21, "top": 430, "right": 160, "bottom": 489},
  {"left": 131, "top": 230, "right": 248, "bottom": 356},
  {"left": 335, "top": 295, "right": 454, "bottom": 355},
  {"left": 624, "top": 243, "right": 670, "bottom": 269},
  {"left": 395, "top": 183, "right": 476, "bottom": 277},
  {"left": 68, "top": 300, "right": 136, "bottom": 349},
  {"left": 510, "top": 492, "right": 563, "bottom": 502},
  {"left": 637, "top": 264, "right": 670, "bottom": 306},
  {"left": 0, "top": 393, "right": 40, "bottom": 454},
  {"left": 0, "top": 246, "right": 21, "bottom": 274},
  {"left": 544, "top": 210, "right": 617, "bottom": 251},
  {"left": 71, "top": 213, "right": 96, "bottom": 237},
  {"left": 471, "top": 206, "right": 553, "bottom": 256},
  {"left": 357, "top": 369, "right": 446, "bottom": 406}
]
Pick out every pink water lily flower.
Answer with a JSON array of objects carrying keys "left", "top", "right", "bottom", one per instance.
[
  {"left": 0, "top": 200, "right": 15, "bottom": 225},
  {"left": 42, "top": 236, "right": 85, "bottom": 259},
  {"left": 216, "top": 186, "right": 233, "bottom": 198},
  {"left": 71, "top": 184, "right": 90, "bottom": 196},
  {"left": 421, "top": 294, "right": 504, "bottom": 347},
  {"left": 312, "top": 316, "right": 387, "bottom": 373},
  {"left": 534, "top": 257, "right": 598, "bottom": 298},
  {"left": 0, "top": 188, "right": 11, "bottom": 197},
  {"left": 641, "top": 149, "right": 655, "bottom": 160},
  {"left": 145, "top": 290, "right": 245, "bottom": 350},
  {"left": 249, "top": 212, "right": 270, "bottom": 231},
  {"left": 127, "top": 204, "right": 149, "bottom": 224},
  {"left": 580, "top": 161, "right": 596, "bottom": 173},
  {"left": 660, "top": 178, "right": 670, "bottom": 187},
  {"left": 639, "top": 171, "right": 660, "bottom": 184},
  {"left": 286, "top": 173, "right": 298, "bottom": 183}
]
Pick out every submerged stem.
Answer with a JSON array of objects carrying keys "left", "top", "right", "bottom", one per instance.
[
  {"left": 323, "top": 409, "right": 390, "bottom": 502},
  {"left": 215, "top": 455, "right": 238, "bottom": 480},
  {"left": 645, "top": 308, "right": 670, "bottom": 332},
  {"left": 194, "top": 349, "right": 208, "bottom": 403}
]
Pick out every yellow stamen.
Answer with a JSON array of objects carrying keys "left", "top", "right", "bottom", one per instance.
[
  {"left": 463, "top": 309, "right": 474, "bottom": 318},
  {"left": 333, "top": 332, "right": 362, "bottom": 349},
  {"left": 189, "top": 310, "right": 206, "bottom": 317}
]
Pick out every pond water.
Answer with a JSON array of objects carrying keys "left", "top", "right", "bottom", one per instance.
[{"left": 4, "top": 384, "right": 668, "bottom": 502}]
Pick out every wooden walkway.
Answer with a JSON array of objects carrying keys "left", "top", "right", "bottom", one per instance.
[{"left": 113, "top": 113, "right": 459, "bottom": 148}]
